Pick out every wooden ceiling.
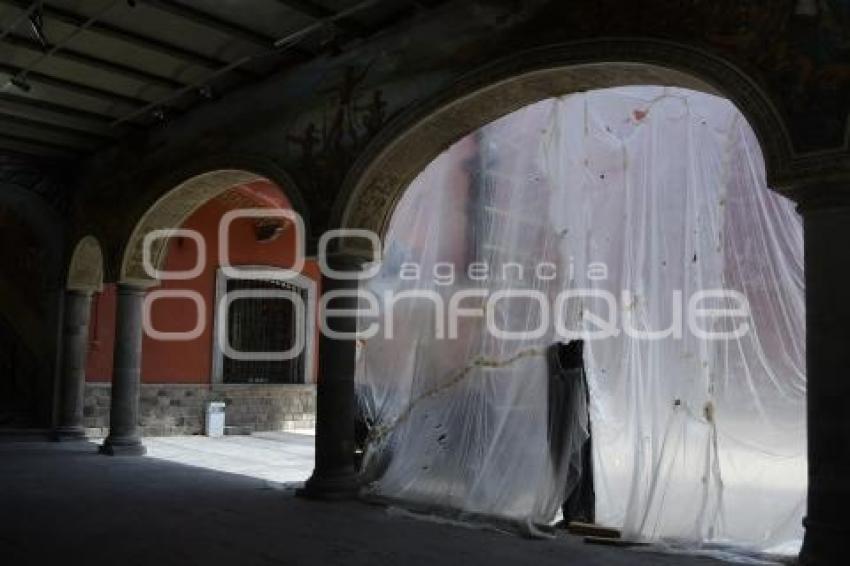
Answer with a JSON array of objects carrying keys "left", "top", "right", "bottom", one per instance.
[{"left": 0, "top": 0, "right": 440, "bottom": 161}]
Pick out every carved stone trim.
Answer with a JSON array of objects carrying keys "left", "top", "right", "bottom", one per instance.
[
  {"left": 66, "top": 236, "right": 104, "bottom": 293},
  {"left": 121, "top": 169, "right": 263, "bottom": 283},
  {"left": 334, "top": 39, "right": 797, "bottom": 247},
  {"left": 80, "top": 153, "right": 309, "bottom": 283},
  {"left": 117, "top": 156, "right": 310, "bottom": 283}
]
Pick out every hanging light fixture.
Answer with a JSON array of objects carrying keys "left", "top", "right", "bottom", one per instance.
[
  {"left": 198, "top": 85, "right": 214, "bottom": 100},
  {"left": 10, "top": 76, "right": 31, "bottom": 93}
]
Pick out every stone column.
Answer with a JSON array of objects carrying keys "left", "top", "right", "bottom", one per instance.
[
  {"left": 52, "top": 290, "right": 94, "bottom": 441},
  {"left": 100, "top": 283, "right": 147, "bottom": 456},
  {"left": 301, "top": 253, "right": 364, "bottom": 499},
  {"left": 798, "top": 186, "right": 850, "bottom": 565}
]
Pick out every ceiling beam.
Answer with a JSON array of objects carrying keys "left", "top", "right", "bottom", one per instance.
[
  {"left": 0, "top": 115, "right": 103, "bottom": 150},
  {"left": 1, "top": 34, "right": 186, "bottom": 91},
  {"left": 113, "top": 0, "right": 381, "bottom": 126},
  {"left": 0, "top": 92, "right": 123, "bottom": 130},
  {"left": 0, "top": 0, "right": 261, "bottom": 76},
  {"left": 0, "top": 63, "right": 151, "bottom": 108},
  {"left": 141, "top": 0, "right": 275, "bottom": 48},
  {"left": 274, "top": 0, "right": 368, "bottom": 35},
  {"left": 0, "top": 143, "right": 74, "bottom": 160},
  {"left": 0, "top": 131, "right": 83, "bottom": 157},
  {"left": 0, "top": 112, "right": 111, "bottom": 142}
]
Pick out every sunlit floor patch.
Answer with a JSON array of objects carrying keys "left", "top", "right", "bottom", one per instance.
[{"left": 131, "top": 432, "right": 315, "bottom": 484}]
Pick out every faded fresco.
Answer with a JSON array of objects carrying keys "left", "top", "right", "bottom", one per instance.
[
  {"left": 284, "top": 0, "right": 850, "bottom": 218},
  {"left": 551, "top": 0, "right": 850, "bottom": 152},
  {"left": 285, "top": 61, "right": 391, "bottom": 215}
]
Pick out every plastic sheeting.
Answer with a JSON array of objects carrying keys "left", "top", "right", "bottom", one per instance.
[{"left": 355, "top": 87, "right": 806, "bottom": 555}]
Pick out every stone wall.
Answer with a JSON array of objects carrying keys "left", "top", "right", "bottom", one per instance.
[{"left": 83, "top": 383, "right": 316, "bottom": 437}]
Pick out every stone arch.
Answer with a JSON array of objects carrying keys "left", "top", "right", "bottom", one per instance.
[
  {"left": 67, "top": 236, "right": 104, "bottom": 293},
  {"left": 334, "top": 40, "right": 794, "bottom": 257},
  {"left": 120, "top": 168, "right": 306, "bottom": 284}
]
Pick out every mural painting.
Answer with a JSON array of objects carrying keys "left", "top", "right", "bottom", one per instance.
[
  {"left": 286, "top": 61, "right": 391, "bottom": 218},
  {"left": 546, "top": 0, "right": 850, "bottom": 151}
]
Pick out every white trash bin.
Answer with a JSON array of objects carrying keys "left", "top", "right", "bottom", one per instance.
[{"left": 205, "top": 401, "right": 226, "bottom": 437}]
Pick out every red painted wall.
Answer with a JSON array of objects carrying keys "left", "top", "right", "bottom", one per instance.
[
  {"left": 85, "top": 284, "right": 116, "bottom": 382},
  {"left": 86, "top": 181, "right": 320, "bottom": 384}
]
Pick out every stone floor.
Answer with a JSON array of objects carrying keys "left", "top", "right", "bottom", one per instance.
[{"left": 0, "top": 439, "right": 744, "bottom": 566}]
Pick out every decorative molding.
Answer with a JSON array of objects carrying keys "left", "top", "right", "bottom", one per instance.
[
  {"left": 80, "top": 153, "right": 310, "bottom": 283},
  {"left": 121, "top": 169, "right": 263, "bottom": 283},
  {"left": 334, "top": 40, "right": 799, "bottom": 247},
  {"left": 66, "top": 236, "right": 104, "bottom": 292}
]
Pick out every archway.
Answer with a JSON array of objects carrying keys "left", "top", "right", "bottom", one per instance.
[
  {"left": 120, "top": 169, "right": 302, "bottom": 285},
  {"left": 334, "top": 42, "right": 793, "bottom": 255},
  {"left": 94, "top": 170, "right": 318, "bottom": 478},
  {"left": 53, "top": 236, "right": 105, "bottom": 440},
  {"left": 67, "top": 236, "right": 104, "bottom": 293},
  {"left": 348, "top": 83, "right": 805, "bottom": 558},
  {"left": 304, "top": 43, "right": 801, "bottom": 506}
]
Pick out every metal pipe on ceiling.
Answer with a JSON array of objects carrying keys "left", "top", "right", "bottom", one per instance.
[
  {"left": 0, "top": 111, "right": 110, "bottom": 141},
  {"left": 1, "top": 34, "right": 186, "bottom": 90},
  {"left": 0, "top": 0, "right": 259, "bottom": 75},
  {"left": 0, "top": 91, "right": 124, "bottom": 126},
  {"left": 111, "top": 0, "right": 384, "bottom": 127},
  {"left": 273, "top": 0, "right": 381, "bottom": 48},
  {"left": 273, "top": 0, "right": 368, "bottom": 35},
  {"left": 0, "top": 0, "right": 39, "bottom": 43},
  {"left": 1, "top": 0, "right": 123, "bottom": 94},
  {"left": 0, "top": 62, "right": 152, "bottom": 107},
  {"left": 142, "top": 0, "right": 276, "bottom": 48}
]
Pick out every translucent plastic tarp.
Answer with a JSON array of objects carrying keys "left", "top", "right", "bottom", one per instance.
[{"left": 355, "top": 87, "right": 806, "bottom": 555}]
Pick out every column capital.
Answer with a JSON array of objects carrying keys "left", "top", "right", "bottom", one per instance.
[
  {"left": 786, "top": 181, "right": 850, "bottom": 214},
  {"left": 116, "top": 280, "right": 153, "bottom": 295},
  {"left": 66, "top": 288, "right": 95, "bottom": 298}
]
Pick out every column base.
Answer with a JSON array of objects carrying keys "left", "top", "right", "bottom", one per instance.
[
  {"left": 297, "top": 468, "right": 360, "bottom": 500},
  {"left": 50, "top": 426, "right": 87, "bottom": 442},
  {"left": 99, "top": 436, "right": 146, "bottom": 456},
  {"left": 800, "top": 517, "right": 850, "bottom": 565}
]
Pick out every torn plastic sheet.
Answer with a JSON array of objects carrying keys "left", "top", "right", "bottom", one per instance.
[{"left": 355, "top": 86, "right": 805, "bottom": 558}]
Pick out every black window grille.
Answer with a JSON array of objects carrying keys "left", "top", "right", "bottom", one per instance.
[{"left": 221, "top": 277, "right": 307, "bottom": 384}]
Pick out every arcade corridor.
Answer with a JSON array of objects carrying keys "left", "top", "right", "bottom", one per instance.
[
  {"left": 0, "top": 440, "right": 724, "bottom": 566},
  {"left": 1, "top": 1, "right": 850, "bottom": 564}
]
